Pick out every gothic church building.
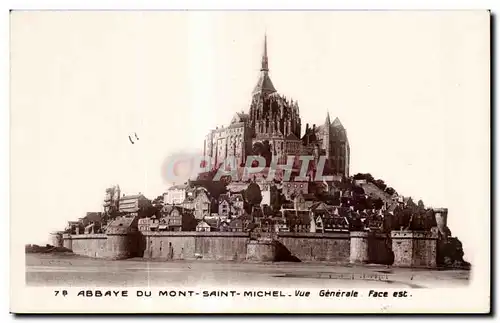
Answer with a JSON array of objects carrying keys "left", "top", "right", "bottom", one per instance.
[{"left": 203, "top": 35, "right": 350, "bottom": 178}]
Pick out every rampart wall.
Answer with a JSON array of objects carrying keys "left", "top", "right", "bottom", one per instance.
[
  {"left": 61, "top": 230, "right": 436, "bottom": 267},
  {"left": 276, "top": 232, "right": 351, "bottom": 262},
  {"left": 141, "top": 231, "right": 249, "bottom": 261},
  {"left": 70, "top": 234, "right": 108, "bottom": 258},
  {"left": 67, "top": 233, "right": 142, "bottom": 260}
]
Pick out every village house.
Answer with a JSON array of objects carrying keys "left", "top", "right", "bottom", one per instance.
[
  {"left": 66, "top": 220, "right": 83, "bottom": 235},
  {"left": 161, "top": 206, "right": 184, "bottom": 231},
  {"left": 164, "top": 184, "right": 189, "bottom": 205},
  {"left": 230, "top": 193, "right": 245, "bottom": 217},
  {"left": 259, "top": 216, "right": 288, "bottom": 233},
  {"left": 218, "top": 194, "right": 231, "bottom": 217},
  {"left": 311, "top": 212, "right": 349, "bottom": 233},
  {"left": 219, "top": 220, "right": 231, "bottom": 232},
  {"left": 333, "top": 216, "right": 350, "bottom": 232},
  {"left": 308, "top": 202, "right": 346, "bottom": 233},
  {"left": 259, "top": 217, "right": 274, "bottom": 233},
  {"left": 313, "top": 215, "right": 325, "bottom": 233},
  {"left": 193, "top": 190, "right": 211, "bottom": 220},
  {"left": 228, "top": 218, "right": 243, "bottom": 232},
  {"left": 204, "top": 212, "right": 227, "bottom": 220},
  {"left": 79, "top": 212, "right": 104, "bottom": 234},
  {"left": 362, "top": 209, "right": 384, "bottom": 231},
  {"left": 218, "top": 192, "right": 245, "bottom": 218},
  {"left": 106, "top": 215, "right": 140, "bottom": 234},
  {"left": 119, "top": 194, "right": 152, "bottom": 217},
  {"left": 137, "top": 206, "right": 197, "bottom": 232},
  {"left": 181, "top": 195, "right": 195, "bottom": 210},
  {"left": 228, "top": 215, "right": 250, "bottom": 232},
  {"left": 138, "top": 217, "right": 157, "bottom": 232},
  {"left": 281, "top": 209, "right": 312, "bottom": 233},
  {"left": 273, "top": 217, "right": 289, "bottom": 232},
  {"left": 181, "top": 187, "right": 212, "bottom": 220},
  {"left": 196, "top": 218, "right": 219, "bottom": 232},
  {"left": 309, "top": 201, "right": 335, "bottom": 217},
  {"left": 163, "top": 206, "right": 198, "bottom": 231}
]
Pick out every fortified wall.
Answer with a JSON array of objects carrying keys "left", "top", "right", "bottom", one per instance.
[
  {"left": 56, "top": 229, "right": 441, "bottom": 268},
  {"left": 142, "top": 231, "right": 249, "bottom": 261},
  {"left": 60, "top": 232, "right": 144, "bottom": 260}
]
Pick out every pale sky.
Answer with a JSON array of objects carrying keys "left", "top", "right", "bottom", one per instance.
[{"left": 10, "top": 11, "right": 489, "bottom": 265}]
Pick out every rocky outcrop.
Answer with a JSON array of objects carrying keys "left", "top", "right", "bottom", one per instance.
[
  {"left": 437, "top": 234, "right": 471, "bottom": 269},
  {"left": 25, "top": 244, "right": 72, "bottom": 254}
]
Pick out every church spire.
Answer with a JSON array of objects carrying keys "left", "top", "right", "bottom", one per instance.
[
  {"left": 325, "top": 111, "right": 331, "bottom": 126},
  {"left": 253, "top": 33, "right": 276, "bottom": 95},
  {"left": 261, "top": 33, "right": 269, "bottom": 71}
]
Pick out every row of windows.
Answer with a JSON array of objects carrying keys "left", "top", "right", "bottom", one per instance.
[
  {"left": 228, "top": 127, "right": 244, "bottom": 134},
  {"left": 212, "top": 128, "right": 244, "bottom": 138},
  {"left": 285, "top": 183, "right": 306, "bottom": 189}
]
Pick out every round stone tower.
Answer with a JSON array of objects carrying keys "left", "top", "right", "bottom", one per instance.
[
  {"left": 62, "top": 233, "right": 72, "bottom": 251},
  {"left": 349, "top": 231, "right": 369, "bottom": 264},
  {"left": 49, "top": 231, "right": 64, "bottom": 248}
]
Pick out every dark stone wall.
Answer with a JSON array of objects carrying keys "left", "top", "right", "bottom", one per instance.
[
  {"left": 143, "top": 234, "right": 196, "bottom": 259},
  {"left": 391, "top": 231, "right": 438, "bottom": 268},
  {"left": 69, "top": 234, "right": 107, "bottom": 258},
  {"left": 368, "top": 233, "right": 394, "bottom": 265},
  {"left": 142, "top": 231, "right": 249, "bottom": 261},
  {"left": 412, "top": 238, "right": 437, "bottom": 268},
  {"left": 65, "top": 233, "right": 141, "bottom": 259},
  {"left": 62, "top": 234, "right": 72, "bottom": 250},
  {"left": 63, "top": 230, "right": 442, "bottom": 268},
  {"left": 276, "top": 232, "right": 350, "bottom": 262},
  {"left": 246, "top": 240, "right": 276, "bottom": 261}
]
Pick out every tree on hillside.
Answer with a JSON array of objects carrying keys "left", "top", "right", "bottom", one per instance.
[
  {"left": 352, "top": 186, "right": 365, "bottom": 196},
  {"left": 150, "top": 195, "right": 164, "bottom": 218},
  {"left": 385, "top": 187, "right": 396, "bottom": 196},
  {"left": 252, "top": 140, "right": 272, "bottom": 167},
  {"left": 373, "top": 198, "right": 384, "bottom": 210},
  {"left": 244, "top": 182, "right": 263, "bottom": 213},
  {"left": 270, "top": 185, "right": 284, "bottom": 213},
  {"left": 373, "top": 179, "right": 387, "bottom": 191},
  {"left": 352, "top": 173, "right": 374, "bottom": 182},
  {"left": 152, "top": 195, "right": 164, "bottom": 208},
  {"left": 353, "top": 173, "right": 364, "bottom": 180}
]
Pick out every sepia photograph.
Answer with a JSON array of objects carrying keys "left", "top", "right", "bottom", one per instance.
[{"left": 9, "top": 10, "right": 490, "bottom": 314}]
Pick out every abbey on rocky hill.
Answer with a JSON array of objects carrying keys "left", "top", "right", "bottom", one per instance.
[{"left": 203, "top": 35, "right": 350, "bottom": 177}]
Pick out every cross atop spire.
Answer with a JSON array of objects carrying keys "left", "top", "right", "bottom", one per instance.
[{"left": 261, "top": 33, "right": 269, "bottom": 71}]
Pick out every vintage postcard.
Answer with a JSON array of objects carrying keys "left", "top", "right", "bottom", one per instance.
[{"left": 10, "top": 10, "right": 490, "bottom": 314}]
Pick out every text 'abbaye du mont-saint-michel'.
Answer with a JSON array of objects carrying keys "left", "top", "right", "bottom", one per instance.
[{"left": 56, "top": 289, "right": 411, "bottom": 298}]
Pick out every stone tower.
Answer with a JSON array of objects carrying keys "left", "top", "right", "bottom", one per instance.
[
  {"left": 248, "top": 34, "right": 302, "bottom": 164},
  {"left": 331, "top": 117, "right": 350, "bottom": 177}
]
